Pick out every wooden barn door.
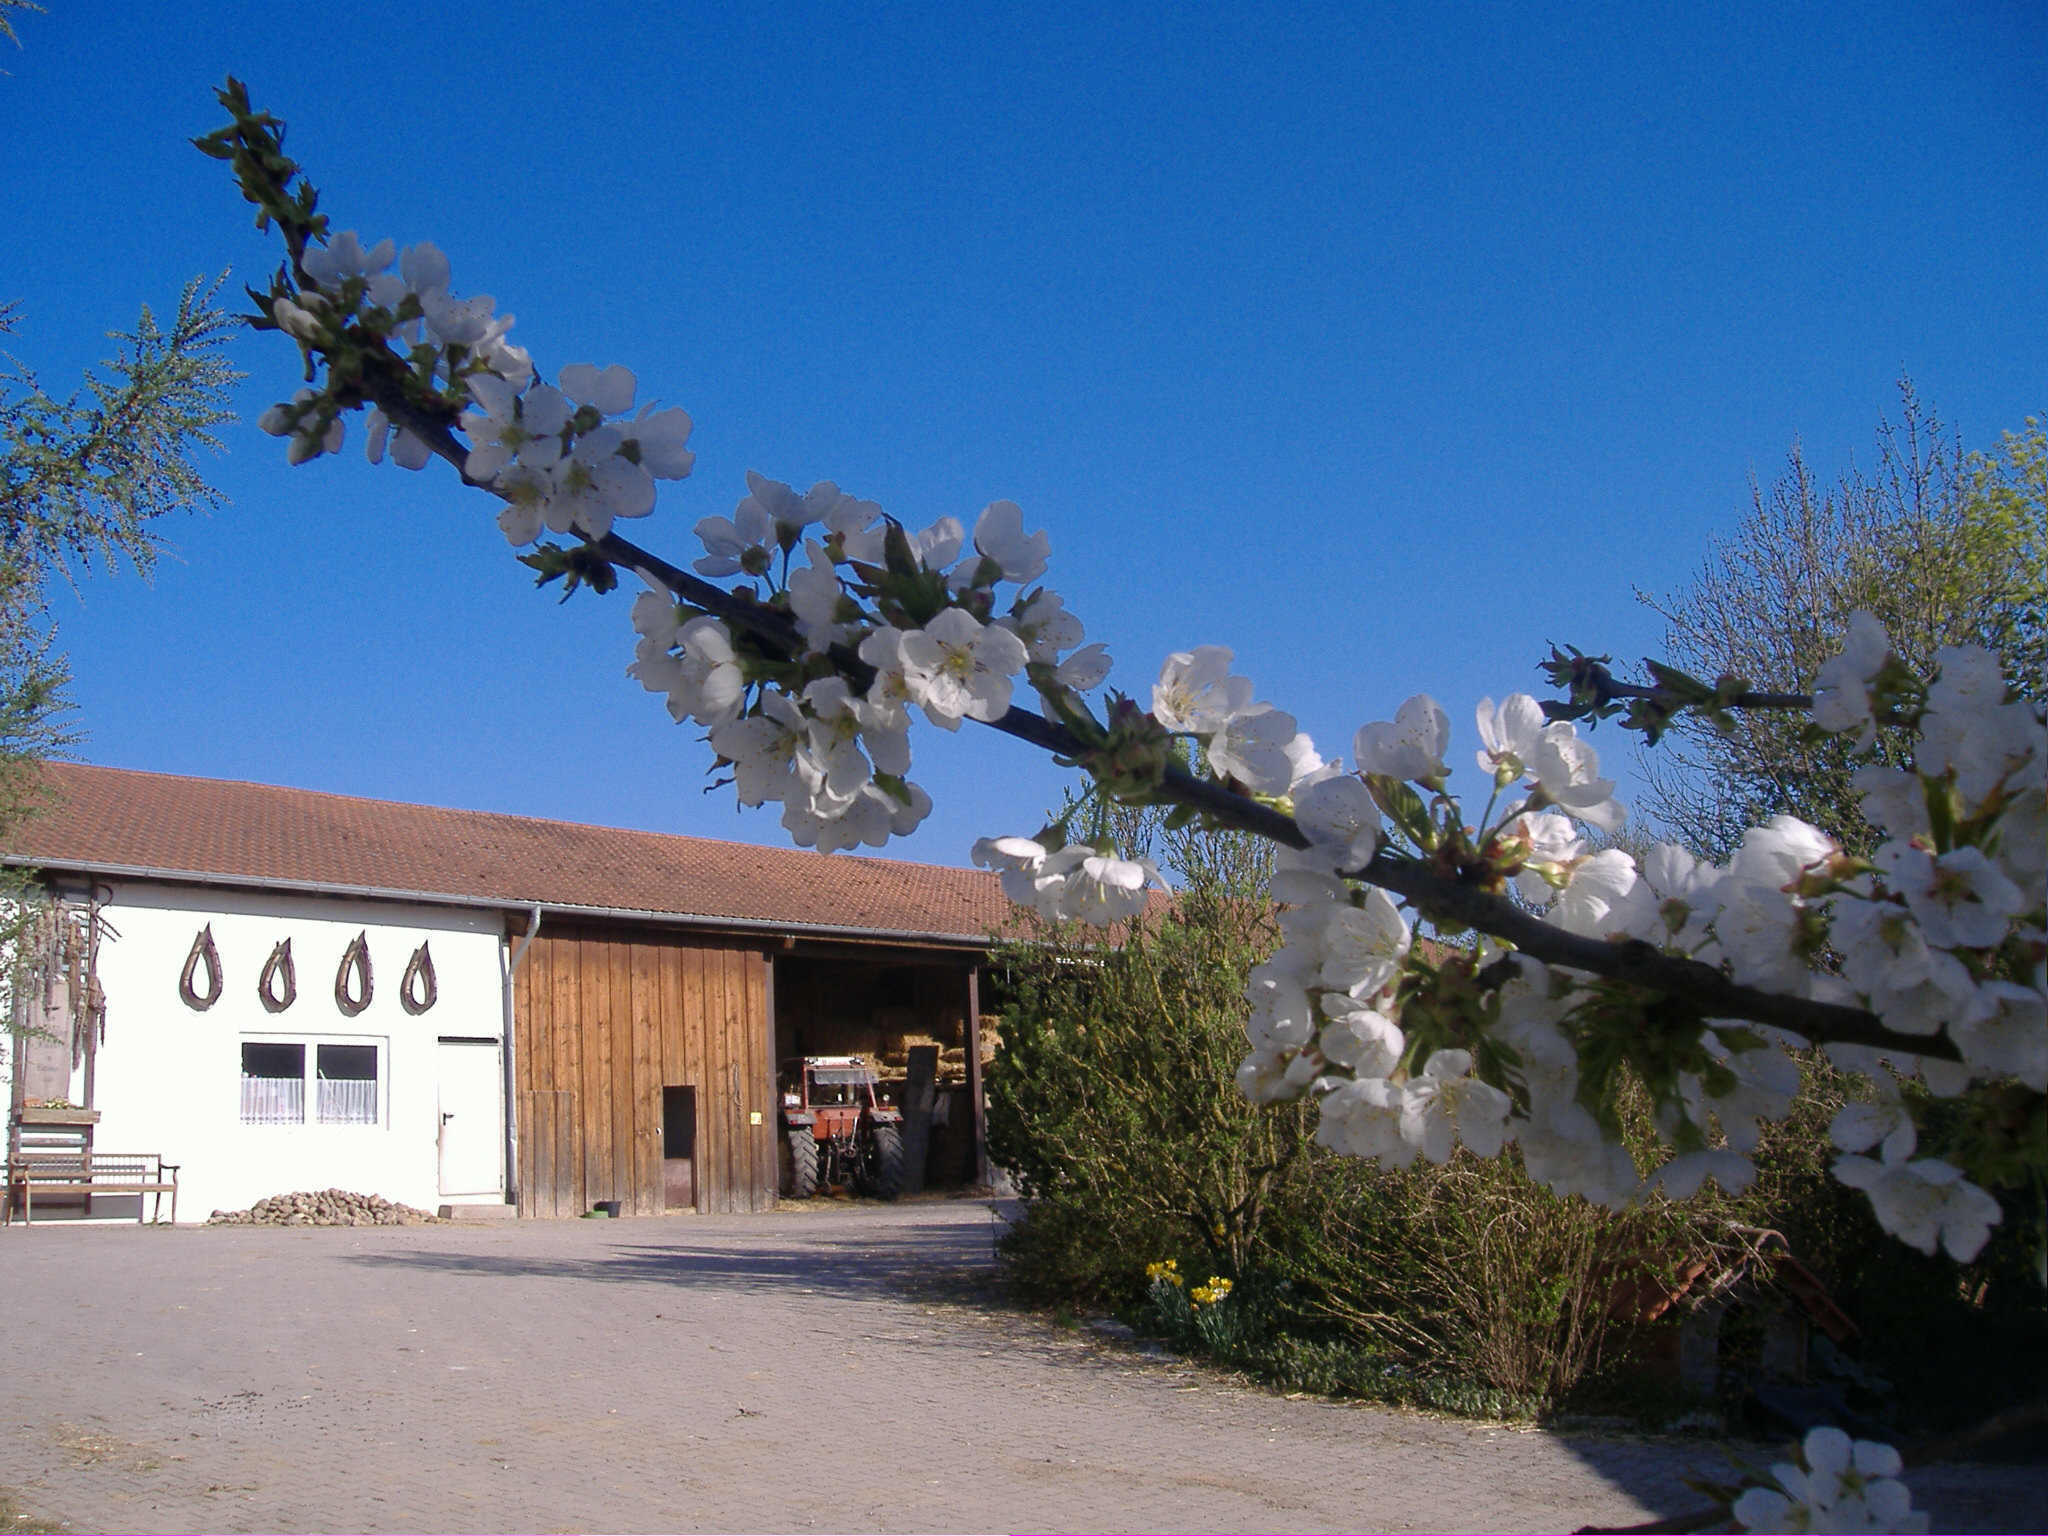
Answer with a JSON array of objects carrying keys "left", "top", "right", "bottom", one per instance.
[{"left": 513, "top": 927, "right": 775, "bottom": 1217}]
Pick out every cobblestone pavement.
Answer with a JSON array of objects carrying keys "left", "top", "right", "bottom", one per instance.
[{"left": 2, "top": 1199, "right": 2040, "bottom": 1533}]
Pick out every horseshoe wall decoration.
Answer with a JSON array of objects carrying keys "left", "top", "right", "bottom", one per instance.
[
  {"left": 399, "top": 941, "right": 437, "bottom": 1015},
  {"left": 179, "top": 925, "right": 223, "bottom": 1011},
  {"left": 258, "top": 937, "right": 297, "bottom": 1013},
  {"left": 335, "top": 931, "right": 374, "bottom": 1017}
]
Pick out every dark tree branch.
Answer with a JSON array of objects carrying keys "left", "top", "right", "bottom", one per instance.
[
  {"left": 1587, "top": 670, "right": 1813, "bottom": 713},
  {"left": 351, "top": 355, "right": 1957, "bottom": 1063}
]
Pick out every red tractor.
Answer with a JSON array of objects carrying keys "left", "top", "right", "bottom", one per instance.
[{"left": 778, "top": 1055, "right": 906, "bottom": 1200}]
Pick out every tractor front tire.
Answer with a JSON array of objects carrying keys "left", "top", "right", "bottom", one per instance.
[
  {"left": 860, "top": 1121, "right": 906, "bottom": 1201},
  {"left": 785, "top": 1128, "right": 820, "bottom": 1200}
]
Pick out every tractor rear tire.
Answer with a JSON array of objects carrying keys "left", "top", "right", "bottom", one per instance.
[
  {"left": 860, "top": 1122, "right": 906, "bottom": 1201},
  {"left": 786, "top": 1128, "right": 819, "bottom": 1199}
]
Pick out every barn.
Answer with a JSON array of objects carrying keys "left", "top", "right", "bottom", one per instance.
[{"left": 2, "top": 763, "right": 1017, "bottom": 1222}]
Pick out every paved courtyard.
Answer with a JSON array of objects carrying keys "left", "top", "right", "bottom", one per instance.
[{"left": 0, "top": 1198, "right": 2038, "bottom": 1533}]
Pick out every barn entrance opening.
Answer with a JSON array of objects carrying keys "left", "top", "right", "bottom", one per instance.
[{"left": 661, "top": 1085, "right": 697, "bottom": 1211}]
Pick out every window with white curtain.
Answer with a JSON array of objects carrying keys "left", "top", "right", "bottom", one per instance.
[{"left": 240, "top": 1038, "right": 384, "bottom": 1126}]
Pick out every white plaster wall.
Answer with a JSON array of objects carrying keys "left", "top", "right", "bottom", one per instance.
[{"left": 83, "top": 883, "right": 508, "bottom": 1220}]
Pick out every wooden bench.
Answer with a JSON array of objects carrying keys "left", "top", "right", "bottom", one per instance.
[{"left": 4, "top": 1150, "right": 180, "bottom": 1225}]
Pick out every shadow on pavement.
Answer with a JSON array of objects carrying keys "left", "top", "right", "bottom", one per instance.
[{"left": 339, "top": 1211, "right": 1009, "bottom": 1304}]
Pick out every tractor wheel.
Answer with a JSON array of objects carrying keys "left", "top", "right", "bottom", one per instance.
[
  {"left": 859, "top": 1122, "right": 906, "bottom": 1201},
  {"left": 785, "top": 1128, "right": 820, "bottom": 1199}
]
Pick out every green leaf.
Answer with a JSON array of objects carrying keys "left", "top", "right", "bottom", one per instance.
[{"left": 518, "top": 542, "right": 620, "bottom": 601}]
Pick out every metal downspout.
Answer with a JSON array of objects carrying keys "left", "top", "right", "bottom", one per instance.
[{"left": 501, "top": 905, "right": 543, "bottom": 1208}]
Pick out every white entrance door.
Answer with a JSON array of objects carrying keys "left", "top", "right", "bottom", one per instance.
[{"left": 437, "top": 1037, "right": 505, "bottom": 1199}]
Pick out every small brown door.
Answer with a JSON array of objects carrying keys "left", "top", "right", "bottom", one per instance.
[{"left": 662, "top": 1085, "right": 697, "bottom": 1211}]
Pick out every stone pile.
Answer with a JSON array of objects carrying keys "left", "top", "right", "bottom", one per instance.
[{"left": 208, "top": 1189, "right": 444, "bottom": 1226}]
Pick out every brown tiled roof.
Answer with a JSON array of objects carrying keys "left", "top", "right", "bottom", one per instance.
[{"left": 5, "top": 762, "right": 1015, "bottom": 944}]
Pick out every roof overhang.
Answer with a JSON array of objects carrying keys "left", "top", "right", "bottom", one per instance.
[{"left": 9, "top": 854, "right": 1000, "bottom": 954}]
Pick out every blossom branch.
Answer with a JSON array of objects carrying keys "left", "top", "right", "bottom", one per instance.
[
  {"left": 1540, "top": 644, "right": 1813, "bottom": 744},
  {"left": 352, "top": 350, "right": 1953, "bottom": 1061}
]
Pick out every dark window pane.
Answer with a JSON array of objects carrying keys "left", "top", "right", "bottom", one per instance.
[
  {"left": 316, "top": 1044, "right": 377, "bottom": 1081},
  {"left": 241, "top": 1041, "right": 304, "bottom": 1079}
]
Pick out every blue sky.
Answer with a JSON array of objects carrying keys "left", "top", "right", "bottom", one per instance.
[{"left": 3, "top": 1, "right": 2042, "bottom": 868}]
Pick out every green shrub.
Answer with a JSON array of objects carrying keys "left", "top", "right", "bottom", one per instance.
[
  {"left": 985, "top": 814, "right": 1696, "bottom": 1409},
  {"left": 987, "top": 816, "right": 1321, "bottom": 1292},
  {"left": 986, "top": 815, "right": 2047, "bottom": 1429}
]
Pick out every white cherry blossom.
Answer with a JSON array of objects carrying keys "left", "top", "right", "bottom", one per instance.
[
  {"left": 1951, "top": 980, "right": 2048, "bottom": 1090},
  {"left": 1732, "top": 1426, "right": 1926, "bottom": 1534},
  {"left": 1314, "top": 1076, "right": 1415, "bottom": 1164},
  {"left": 651, "top": 616, "right": 745, "bottom": 727},
  {"left": 968, "top": 500, "right": 1050, "bottom": 584},
  {"left": 971, "top": 835, "right": 1051, "bottom": 907},
  {"left": 462, "top": 375, "right": 569, "bottom": 484},
  {"left": 1527, "top": 720, "right": 1623, "bottom": 830},
  {"left": 622, "top": 405, "right": 695, "bottom": 479},
  {"left": 1354, "top": 694, "right": 1449, "bottom": 784},
  {"left": 1152, "top": 646, "right": 1253, "bottom": 736},
  {"left": 1548, "top": 848, "right": 1654, "bottom": 942},
  {"left": 1294, "top": 775, "right": 1381, "bottom": 872},
  {"left": 1831, "top": 1151, "right": 2002, "bottom": 1260},
  {"left": 1475, "top": 693, "right": 1547, "bottom": 780},
  {"left": 1032, "top": 845, "right": 1160, "bottom": 925},
  {"left": 558, "top": 362, "right": 635, "bottom": 416},
  {"left": 1317, "top": 998, "right": 1404, "bottom": 1076},
  {"left": 1206, "top": 706, "right": 1303, "bottom": 795},
  {"left": 898, "top": 609, "right": 1028, "bottom": 728},
  {"left": 708, "top": 692, "right": 806, "bottom": 807},
  {"left": 1400, "top": 1049, "right": 1513, "bottom": 1163},
  {"left": 1811, "top": 609, "right": 1893, "bottom": 751},
  {"left": 300, "top": 229, "right": 394, "bottom": 291},
  {"left": 787, "top": 539, "right": 859, "bottom": 653},
  {"left": 1314, "top": 888, "right": 1411, "bottom": 999},
  {"left": 1053, "top": 642, "right": 1112, "bottom": 690},
  {"left": 1882, "top": 843, "right": 2025, "bottom": 952},
  {"left": 1000, "top": 589, "right": 1086, "bottom": 663},
  {"left": 1829, "top": 1095, "right": 1918, "bottom": 1164}
]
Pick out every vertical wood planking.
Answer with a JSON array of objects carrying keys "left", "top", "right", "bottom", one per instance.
[
  {"left": 510, "top": 929, "right": 541, "bottom": 1217},
  {"left": 517, "top": 1090, "right": 575, "bottom": 1219},
  {"left": 682, "top": 943, "right": 714, "bottom": 1211},
  {"left": 511, "top": 932, "right": 533, "bottom": 1095},
  {"left": 581, "top": 933, "right": 612, "bottom": 1209},
  {"left": 628, "top": 940, "right": 659, "bottom": 1214},
  {"left": 507, "top": 927, "right": 786, "bottom": 1220},
  {"left": 747, "top": 949, "right": 774, "bottom": 1210},
  {"left": 672, "top": 939, "right": 699, "bottom": 1210},
  {"left": 708, "top": 946, "right": 733, "bottom": 1212},
  {"left": 736, "top": 948, "right": 754, "bottom": 1211},
  {"left": 653, "top": 938, "right": 682, "bottom": 1210},
  {"left": 658, "top": 937, "right": 685, "bottom": 1173},
  {"left": 606, "top": 938, "right": 633, "bottom": 1214},
  {"left": 548, "top": 935, "right": 583, "bottom": 1214},
  {"left": 723, "top": 945, "right": 745, "bottom": 1212},
  {"left": 517, "top": 1088, "right": 541, "bottom": 1217}
]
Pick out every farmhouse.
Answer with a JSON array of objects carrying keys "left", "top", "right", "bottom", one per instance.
[{"left": 2, "top": 763, "right": 1016, "bottom": 1223}]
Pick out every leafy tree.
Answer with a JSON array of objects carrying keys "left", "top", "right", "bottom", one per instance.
[
  {"left": 0, "top": 4, "right": 238, "bottom": 1038},
  {"left": 1641, "top": 384, "right": 2045, "bottom": 859},
  {"left": 0, "top": 286, "right": 238, "bottom": 808}
]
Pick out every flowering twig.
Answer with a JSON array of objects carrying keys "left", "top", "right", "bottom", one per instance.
[
  {"left": 338, "top": 372, "right": 1955, "bottom": 1064},
  {"left": 1541, "top": 644, "right": 1813, "bottom": 744}
]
